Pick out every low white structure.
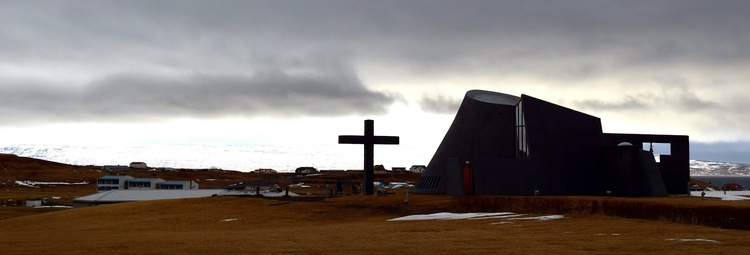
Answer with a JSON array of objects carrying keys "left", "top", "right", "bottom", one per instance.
[
  {"left": 73, "top": 189, "right": 227, "bottom": 207},
  {"left": 25, "top": 198, "right": 43, "bottom": 208},
  {"left": 73, "top": 189, "right": 300, "bottom": 207},
  {"left": 102, "top": 165, "right": 130, "bottom": 172},
  {"left": 97, "top": 175, "right": 135, "bottom": 192},
  {"left": 252, "top": 168, "right": 277, "bottom": 174}
]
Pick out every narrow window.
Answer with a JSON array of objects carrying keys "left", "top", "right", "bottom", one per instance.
[{"left": 515, "top": 100, "right": 529, "bottom": 158}]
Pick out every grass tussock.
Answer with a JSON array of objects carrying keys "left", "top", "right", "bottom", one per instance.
[{"left": 452, "top": 195, "right": 750, "bottom": 230}]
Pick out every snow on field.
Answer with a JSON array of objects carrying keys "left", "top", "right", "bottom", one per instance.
[
  {"left": 15, "top": 180, "right": 89, "bottom": 187},
  {"left": 691, "top": 190, "right": 750, "bottom": 201},
  {"left": 390, "top": 213, "right": 723, "bottom": 244},
  {"left": 505, "top": 215, "right": 565, "bottom": 221},
  {"left": 388, "top": 212, "right": 564, "bottom": 223},
  {"left": 665, "top": 238, "right": 721, "bottom": 243}
]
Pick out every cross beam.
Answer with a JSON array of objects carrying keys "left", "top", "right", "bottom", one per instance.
[{"left": 339, "top": 119, "right": 399, "bottom": 195}]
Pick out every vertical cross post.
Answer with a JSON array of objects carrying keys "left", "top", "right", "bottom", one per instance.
[{"left": 339, "top": 119, "right": 399, "bottom": 195}]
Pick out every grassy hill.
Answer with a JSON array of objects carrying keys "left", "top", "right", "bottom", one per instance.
[{"left": 0, "top": 153, "right": 419, "bottom": 216}]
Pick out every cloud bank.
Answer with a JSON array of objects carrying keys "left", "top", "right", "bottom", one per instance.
[
  {"left": 2, "top": 0, "right": 750, "bottom": 143},
  {"left": 0, "top": 68, "right": 395, "bottom": 124}
]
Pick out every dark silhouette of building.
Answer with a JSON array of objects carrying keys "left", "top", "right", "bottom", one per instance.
[{"left": 414, "top": 90, "right": 689, "bottom": 197}]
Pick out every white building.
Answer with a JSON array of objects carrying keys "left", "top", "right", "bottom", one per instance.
[
  {"left": 157, "top": 181, "right": 199, "bottom": 190},
  {"left": 97, "top": 175, "right": 135, "bottom": 192},
  {"left": 126, "top": 178, "right": 165, "bottom": 190}
]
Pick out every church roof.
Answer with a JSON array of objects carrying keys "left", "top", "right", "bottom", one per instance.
[{"left": 466, "top": 90, "right": 520, "bottom": 105}]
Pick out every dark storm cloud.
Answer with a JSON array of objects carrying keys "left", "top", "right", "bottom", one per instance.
[
  {"left": 5, "top": 0, "right": 749, "bottom": 73},
  {"left": 0, "top": 69, "right": 395, "bottom": 124}
]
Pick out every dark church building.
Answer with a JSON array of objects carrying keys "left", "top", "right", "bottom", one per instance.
[{"left": 415, "top": 90, "right": 689, "bottom": 197}]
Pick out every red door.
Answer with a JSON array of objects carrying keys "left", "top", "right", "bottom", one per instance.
[{"left": 462, "top": 162, "right": 473, "bottom": 195}]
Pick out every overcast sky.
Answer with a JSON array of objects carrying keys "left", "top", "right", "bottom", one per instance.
[{"left": 1, "top": 0, "right": 749, "bottom": 166}]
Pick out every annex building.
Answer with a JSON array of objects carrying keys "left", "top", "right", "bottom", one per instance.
[
  {"left": 96, "top": 175, "right": 199, "bottom": 192},
  {"left": 414, "top": 90, "right": 689, "bottom": 197}
]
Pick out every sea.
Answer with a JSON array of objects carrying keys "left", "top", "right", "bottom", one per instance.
[{"left": 691, "top": 176, "right": 750, "bottom": 190}]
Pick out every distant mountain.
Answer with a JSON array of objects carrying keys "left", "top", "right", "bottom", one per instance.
[
  {"left": 690, "top": 160, "right": 750, "bottom": 176},
  {"left": 0, "top": 144, "right": 288, "bottom": 172},
  {"left": 0, "top": 144, "right": 364, "bottom": 172}
]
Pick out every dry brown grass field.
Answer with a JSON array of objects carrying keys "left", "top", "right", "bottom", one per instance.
[
  {"left": 2, "top": 154, "right": 750, "bottom": 254},
  {"left": 2, "top": 194, "right": 750, "bottom": 254}
]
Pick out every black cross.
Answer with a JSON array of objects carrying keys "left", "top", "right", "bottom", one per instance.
[{"left": 339, "top": 119, "right": 399, "bottom": 195}]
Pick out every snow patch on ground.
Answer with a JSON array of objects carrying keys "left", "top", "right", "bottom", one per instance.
[
  {"left": 388, "top": 212, "right": 564, "bottom": 224},
  {"left": 665, "top": 238, "right": 721, "bottom": 243},
  {"left": 691, "top": 190, "right": 750, "bottom": 200},
  {"left": 15, "top": 180, "right": 89, "bottom": 187},
  {"left": 288, "top": 182, "right": 311, "bottom": 188},
  {"left": 506, "top": 215, "right": 565, "bottom": 221}
]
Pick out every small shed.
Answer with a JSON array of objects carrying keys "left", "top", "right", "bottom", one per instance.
[
  {"left": 409, "top": 165, "right": 427, "bottom": 173},
  {"left": 129, "top": 162, "right": 149, "bottom": 169},
  {"left": 295, "top": 167, "right": 318, "bottom": 174}
]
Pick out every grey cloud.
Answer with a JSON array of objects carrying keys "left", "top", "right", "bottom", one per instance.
[
  {"left": 0, "top": 69, "right": 396, "bottom": 124},
  {"left": 573, "top": 86, "right": 721, "bottom": 113},
  {"left": 573, "top": 96, "right": 651, "bottom": 112},
  {"left": 5, "top": 1, "right": 750, "bottom": 72},
  {"left": 691, "top": 141, "right": 750, "bottom": 163},
  {"left": 418, "top": 94, "right": 461, "bottom": 114},
  {"left": 2, "top": 0, "right": 750, "bottom": 137},
  {"left": 654, "top": 79, "right": 721, "bottom": 112},
  {"left": 673, "top": 88, "right": 720, "bottom": 112}
]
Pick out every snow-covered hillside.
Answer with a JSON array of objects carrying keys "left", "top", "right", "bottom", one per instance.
[
  {"left": 690, "top": 160, "right": 750, "bottom": 176},
  {"left": 0, "top": 144, "right": 363, "bottom": 172}
]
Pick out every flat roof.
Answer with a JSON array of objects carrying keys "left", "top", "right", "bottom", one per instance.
[
  {"left": 467, "top": 90, "right": 520, "bottom": 105},
  {"left": 98, "top": 175, "right": 134, "bottom": 180},
  {"left": 129, "top": 178, "right": 165, "bottom": 182},
  {"left": 160, "top": 181, "right": 192, "bottom": 185},
  {"left": 74, "top": 189, "right": 227, "bottom": 203}
]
